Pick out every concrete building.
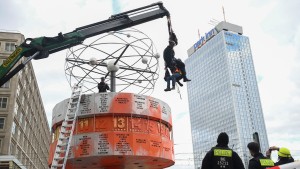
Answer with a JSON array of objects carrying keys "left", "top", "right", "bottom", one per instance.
[
  {"left": 0, "top": 155, "right": 26, "bottom": 169},
  {"left": 185, "top": 22, "right": 269, "bottom": 168},
  {"left": 0, "top": 31, "right": 51, "bottom": 169}
]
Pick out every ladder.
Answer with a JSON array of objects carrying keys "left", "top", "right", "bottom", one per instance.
[{"left": 51, "top": 84, "right": 83, "bottom": 169}]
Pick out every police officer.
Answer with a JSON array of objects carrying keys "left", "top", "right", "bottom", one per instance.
[
  {"left": 201, "top": 132, "right": 245, "bottom": 169},
  {"left": 247, "top": 142, "right": 274, "bottom": 169}
]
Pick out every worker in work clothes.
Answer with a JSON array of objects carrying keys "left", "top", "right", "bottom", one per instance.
[
  {"left": 266, "top": 146, "right": 294, "bottom": 166},
  {"left": 164, "top": 67, "right": 182, "bottom": 92},
  {"left": 98, "top": 77, "right": 110, "bottom": 93},
  {"left": 174, "top": 58, "right": 191, "bottom": 82}
]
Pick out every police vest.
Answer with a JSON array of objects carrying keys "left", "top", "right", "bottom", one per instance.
[
  {"left": 257, "top": 158, "right": 274, "bottom": 168},
  {"left": 212, "top": 148, "right": 233, "bottom": 169}
]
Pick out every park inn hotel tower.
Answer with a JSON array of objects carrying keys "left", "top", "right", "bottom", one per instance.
[{"left": 185, "top": 21, "right": 269, "bottom": 168}]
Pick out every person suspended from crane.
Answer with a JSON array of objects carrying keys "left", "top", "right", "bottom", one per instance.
[
  {"left": 163, "top": 39, "right": 176, "bottom": 73},
  {"left": 164, "top": 66, "right": 182, "bottom": 92},
  {"left": 166, "top": 67, "right": 184, "bottom": 87},
  {"left": 174, "top": 58, "right": 191, "bottom": 82},
  {"left": 163, "top": 16, "right": 178, "bottom": 73},
  {"left": 163, "top": 16, "right": 190, "bottom": 91}
]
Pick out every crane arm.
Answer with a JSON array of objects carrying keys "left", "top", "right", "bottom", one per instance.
[{"left": 0, "top": 2, "right": 170, "bottom": 86}]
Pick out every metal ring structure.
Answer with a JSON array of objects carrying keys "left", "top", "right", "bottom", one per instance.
[{"left": 65, "top": 28, "right": 159, "bottom": 95}]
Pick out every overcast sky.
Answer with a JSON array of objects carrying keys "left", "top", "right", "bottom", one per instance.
[{"left": 1, "top": 0, "right": 300, "bottom": 168}]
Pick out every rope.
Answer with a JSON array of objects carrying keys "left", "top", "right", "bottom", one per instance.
[
  {"left": 175, "top": 83, "right": 182, "bottom": 100},
  {"left": 167, "top": 16, "right": 173, "bottom": 35},
  {"left": 167, "top": 16, "right": 178, "bottom": 45}
]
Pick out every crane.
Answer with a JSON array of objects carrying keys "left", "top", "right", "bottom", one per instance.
[{"left": 0, "top": 2, "right": 174, "bottom": 87}]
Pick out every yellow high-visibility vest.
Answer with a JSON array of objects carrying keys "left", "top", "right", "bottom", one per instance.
[
  {"left": 213, "top": 149, "right": 232, "bottom": 157},
  {"left": 259, "top": 159, "right": 274, "bottom": 167}
]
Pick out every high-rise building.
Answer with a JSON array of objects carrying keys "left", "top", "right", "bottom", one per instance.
[
  {"left": 185, "top": 22, "right": 269, "bottom": 168},
  {"left": 0, "top": 31, "right": 51, "bottom": 169}
]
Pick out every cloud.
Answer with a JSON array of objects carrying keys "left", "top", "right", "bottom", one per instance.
[
  {"left": 0, "top": 1, "right": 34, "bottom": 31},
  {"left": 262, "top": 0, "right": 300, "bottom": 44},
  {"left": 2, "top": 0, "right": 300, "bottom": 167},
  {"left": 111, "top": 0, "right": 121, "bottom": 14},
  {"left": 251, "top": 0, "right": 300, "bottom": 154}
]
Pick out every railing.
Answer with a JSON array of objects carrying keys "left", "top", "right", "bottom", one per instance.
[{"left": 269, "top": 161, "right": 300, "bottom": 169}]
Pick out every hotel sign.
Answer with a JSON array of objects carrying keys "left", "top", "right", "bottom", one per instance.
[{"left": 193, "top": 28, "right": 217, "bottom": 50}]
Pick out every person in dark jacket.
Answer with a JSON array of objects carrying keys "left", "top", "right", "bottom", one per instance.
[
  {"left": 201, "top": 132, "right": 245, "bottom": 169},
  {"left": 266, "top": 146, "right": 294, "bottom": 166},
  {"left": 98, "top": 77, "right": 109, "bottom": 93},
  {"left": 247, "top": 142, "right": 274, "bottom": 169},
  {"left": 163, "top": 40, "right": 176, "bottom": 73},
  {"left": 164, "top": 67, "right": 182, "bottom": 91},
  {"left": 164, "top": 68, "right": 183, "bottom": 87}
]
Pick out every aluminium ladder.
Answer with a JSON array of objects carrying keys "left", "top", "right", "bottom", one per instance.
[{"left": 51, "top": 84, "right": 83, "bottom": 169}]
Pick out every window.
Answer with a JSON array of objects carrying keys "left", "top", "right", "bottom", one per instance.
[
  {"left": 23, "top": 121, "right": 27, "bottom": 133},
  {"left": 0, "top": 138, "right": 2, "bottom": 151},
  {"left": 23, "top": 82, "right": 26, "bottom": 90},
  {"left": 24, "top": 65, "right": 28, "bottom": 74},
  {"left": 32, "top": 83, "right": 35, "bottom": 93},
  {"left": 18, "top": 69, "right": 22, "bottom": 77},
  {"left": 0, "top": 97, "right": 8, "bottom": 108},
  {"left": 19, "top": 113, "right": 23, "bottom": 125},
  {"left": 28, "top": 75, "right": 31, "bottom": 84},
  {"left": 25, "top": 106, "right": 28, "bottom": 115},
  {"left": 0, "top": 118, "right": 5, "bottom": 129},
  {"left": 28, "top": 113, "right": 31, "bottom": 123},
  {"left": 0, "top": 80, "right": 10, "bottom": 88},
  {"left": 10, "top": 141, "right": 15, "bottom": 155},
  {"left": 12, "top": 121, "right": 16, "bottom": 134},
  {"left": 16, "top": 147, "right": 21, "bottom": 160},
  {"left": 19, "top": 132, "right": 23, "bottom": 147},
  {"left": 14, "top": 103, "right": 18, "bottom": 115},
  {"left": 5, "top": 42, "right": 15, "bottom": 52},
  {"left": 17, "top": 129, "right": 20, "bottom": 141},
  {"left": 16, "top": 85, "right": 20, "bottom": 96},
  {"left": 21, "top": 95, "right": 24, "bottom": 105}
]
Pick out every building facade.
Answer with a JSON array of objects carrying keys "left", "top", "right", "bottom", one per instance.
[
  {"left": 0, "top": 31, "right": 51, "bottom": 169},
  {"left": 185, "top": 22, "right": 269, "bottom": 168},
  {"left": 0, "top": 155, "right": 26, "bottom": 169}
]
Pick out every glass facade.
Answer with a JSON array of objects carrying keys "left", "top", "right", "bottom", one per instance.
[{"left": 185, "top": 30, "right": 269, "bottom": 168}]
